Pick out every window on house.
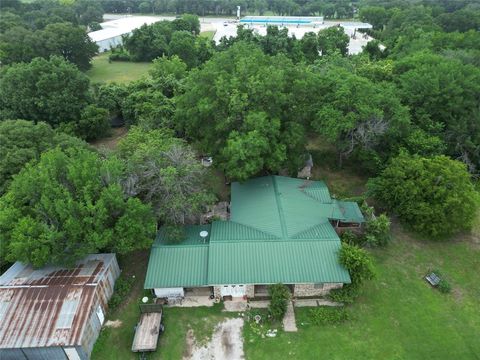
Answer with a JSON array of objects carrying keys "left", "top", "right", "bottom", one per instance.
[{"left": 314, "top": 283, "right": 324, "bottom": 289}]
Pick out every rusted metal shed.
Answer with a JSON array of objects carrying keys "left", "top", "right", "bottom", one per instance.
[{"left": 0, "top": 254, "right": 120, "bottom": 360}]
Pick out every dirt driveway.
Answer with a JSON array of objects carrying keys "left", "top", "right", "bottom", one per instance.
[{"left": 184, "top": 318, "right": 244, "bottom": 360}]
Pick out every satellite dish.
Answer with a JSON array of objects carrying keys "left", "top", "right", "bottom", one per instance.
[
  {"left": 200, "top": 231, "right": 209, "bottom": 243},
  {"left": 142, "top": 296, "right": 149, "bottom": 304}
]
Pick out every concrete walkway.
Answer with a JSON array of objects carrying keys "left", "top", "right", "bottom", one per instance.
[
  {"left": 295, "top": 299, "right": 343, "bottom": 307},
  {"left": 166, "top": 296, "right": 214, "bottom": 308},
  {"left": 248, "top": 300, "right": 269, "bottom": 309},
  {"left": 223, "top": 300, "right": 248, "bottom": 312},
  {"left": 282, "top": 301, "right": 298, "bottom": 332}
]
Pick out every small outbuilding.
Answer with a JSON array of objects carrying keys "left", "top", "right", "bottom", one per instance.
[
  {"left": 88, "top": 16, "right": 163, "bottom": 52},
  {"left": 0, "top": 254, "right": 120, "bottom": 360}
]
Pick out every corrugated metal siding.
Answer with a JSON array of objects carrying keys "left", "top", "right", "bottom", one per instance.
[
  {"left": 208, "top": 240, "right": 350, "bottom": 285},
  {"left": 335, "top": 200, "right": 365, "bottom": 223},
  {"left": 0, "top": 348, "right": 28, "bottom": 360},
  {"left": 291, "top": 222, "right": 340, "bottom": 239},
  {"left": 231, "top": 177, "right": 284, "bottom": 237},
  {"left": 210, "top": 221, "right": 278, "bottom": 241},
  {"left": 144, "top": 246, "right": 209, "bottom": 288},
  {"left": 22, "top": 346, "right": 67, "bottom": 360},
  {"left": 155, "top": 225, "right": 212, "bottom": 246}
]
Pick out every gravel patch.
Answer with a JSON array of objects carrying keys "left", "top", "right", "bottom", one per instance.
[{"left": 185, "top": 318, "right": 244, "bottom": 360}]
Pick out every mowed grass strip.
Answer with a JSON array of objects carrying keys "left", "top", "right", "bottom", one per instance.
[
  {"left": 87, "top": 52, "right": 152, "bottom": 83},
  {"left": 199, "top": 30, "right": 216, "bottom": 40}
]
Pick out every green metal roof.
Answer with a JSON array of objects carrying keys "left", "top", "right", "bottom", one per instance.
[
  {"left": 155, "top": 224, "right": 211, "bottom": 245},
  {"left": 334, "top": 200, "right": 365, "bottom": 223},
  {"left": 144, "top": 245, "right": 209, "bottom": 288},
  {"left": 144, "top": 225, "right": 211, "bottom": 288},
  {"left": 144, "top": 176, "right": 364, "bottom": 289},
  {"left": 207, "top": 240, "right": 350, "bottom": 284}
]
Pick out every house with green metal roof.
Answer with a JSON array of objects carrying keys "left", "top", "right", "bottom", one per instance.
[{"left": 144, "top": 176, "right": 364, "bottom": 300}]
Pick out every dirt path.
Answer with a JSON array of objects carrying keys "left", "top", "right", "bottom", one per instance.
[{"left": 184, "top": 318, "right": 244, "bottom": 360}]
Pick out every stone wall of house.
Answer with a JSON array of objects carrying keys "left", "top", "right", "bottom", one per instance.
[
  {"left": 245, "top": 285, "right": 255, "bottom": 298},
  {"left": 213, "top": 286, "right": 222, "bottom": 300},
  {"left": 293, "top": 283, "right": 343, "bottom": 297}
]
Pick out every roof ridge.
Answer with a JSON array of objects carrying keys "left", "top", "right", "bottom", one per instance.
[
  {"left": 220, "top": 220, "right": 281, "bottom": 240},
  {"left": 290, "top": 222, "right": 340, "bottom": 240},
  {"left": 272, "top": 176, "right": 288, "bottom": 238}
]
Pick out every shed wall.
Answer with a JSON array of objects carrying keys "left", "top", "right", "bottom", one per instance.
[{"left": 79, "top": 255, "right": 120, "bottom": 357}]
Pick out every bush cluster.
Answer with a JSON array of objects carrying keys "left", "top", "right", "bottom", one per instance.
[
  {"left": 109, "top": 276, "right": 135, "bottom": 310},
  {"left": 329, "top": 242, "right": 375, "bottom": 303},
  {"left": 309, "top": 307, "right": 350, "bottom": 325},
  {"left": 268, "top": 283, "right": 290, "bottom": 321}
]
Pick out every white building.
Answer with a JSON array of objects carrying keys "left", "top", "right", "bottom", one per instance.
[{"left": 89, "top": 16, "right": 164, "bottom": 52}]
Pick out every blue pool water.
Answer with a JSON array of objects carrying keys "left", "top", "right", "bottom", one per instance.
[{"left": 240, "top": 19, "right": 312, "bottom": 24}]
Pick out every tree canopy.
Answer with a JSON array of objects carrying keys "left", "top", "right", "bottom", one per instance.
[
  {"left": 0, "top": 119, "right": 86, "bottom": 194},
  {"left": 175, "top": 42, "right": 308, "bottom": 180},
  {"left": 0, "top": 147, "right": 156, "bottom": 268},
  {"left": 117, "top": 127, "right": 214, "bottom": 225},
  {"left": 0, "top": 56, "right": 91, "bottom": 126},
  {"left": 368, "top": 153, "right": 479, "bottom": 238}
]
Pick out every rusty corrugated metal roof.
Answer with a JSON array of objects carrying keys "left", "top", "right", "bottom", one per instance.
[{"left": 0, "top": 254, "right": 116, "bottom": 349}]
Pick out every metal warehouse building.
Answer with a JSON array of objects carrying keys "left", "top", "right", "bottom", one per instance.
[
  {"left": 0, "top": 254, "right": 120, "bottom": 360},
  {"left": 88, "top": 16, "right": 162, "bottom": 52}
]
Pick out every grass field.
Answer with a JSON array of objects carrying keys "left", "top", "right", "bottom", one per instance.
[
  {"left": 86, "top": 52, "right": 152, "bottom": 83},
  {"left": 200, "top": 30, "right": 216, "bottom": 40},
  {"left": 244, "top": 224, "right": 480, "bottom": 359}
]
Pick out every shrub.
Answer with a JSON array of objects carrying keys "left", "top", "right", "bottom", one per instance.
[
  {"left": 109, "top": 276, "right": 134, "bottom": 310},
  {"left": 339, "top": 243, "right": 375, "bottom": 286},
  {"left": 368, "top": 153, "right": 479, "bottom": 238},
  {"left": 365, "top": 213, "right": 391, "bottom": 247},
  {"left": 163, "top": 225, "right": 186, "bottom": 244},
  {"left": 340, "top": 230, "right": 364, "bottom": 246},
  {"left": 268, "top": 283, "right": 290, "bottom": 321},
  {"left": 309, "top": 307, "right": 350, "bottom": 325},
  {"left": 109, "top": 47, "right": 132, "bottom": 62},
  {"left": 76, "top": 105, "right": 111, "bottom": 141},
  {"left": 438, "top": 279, "right": 451, "bottom": 294},
  {"left": 328, "top": 285, "right": 358, "bottom": 304}
]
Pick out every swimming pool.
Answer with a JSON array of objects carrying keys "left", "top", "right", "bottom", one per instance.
[{"left": 239, "top": 16, "right": 323, "bottom": 25}]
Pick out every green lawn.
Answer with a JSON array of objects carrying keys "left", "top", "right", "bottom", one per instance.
[
  {"left": 86, "top": 52, "right": 152, "bottom": 83},
  {"left": 200, "top": 30, "right": 216, "bottom": 40},
  {"left": 244, "top": 224, "right": 480, "bottom": 359}
]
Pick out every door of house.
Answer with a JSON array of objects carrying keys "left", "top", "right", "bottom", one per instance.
[{"left": 220, "top": 285, "right": 246, "bottom": 298}]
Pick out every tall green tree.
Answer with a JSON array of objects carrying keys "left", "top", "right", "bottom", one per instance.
[
  {"left": 0, "top": 119, "right": 86, "bottom": 194},
  {"left": 317, "top": 26, "right": 349, "bottom": 56},
  {"left": 0, "top": 56, "right": 91, "bottom": 126},
  {"left": 368, "top": 153, "right": 479, "bottom": 238},
  {"left": 39, "top": 22, "right": 98, "bottom": 70},
  {"left": 310, "top": 68, "right": 410, "bottom": 170},
  {"left": 117, "top": 127, "right": 214, "bottom": 225},
  {"left": 393, "top": 51, "right": 480, "bottom": 172},
  {"left": 175, "top": 42, "right": 308, "bottom": 179},
  {"left": 0, "top": 147, "right": 156, "bottom": 267}
]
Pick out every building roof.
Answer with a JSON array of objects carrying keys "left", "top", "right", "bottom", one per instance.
[
  {"left": 0, "top": 254, "right": 116, "bottom": 349},
  {"left": 145, "top": 176, "right": 365, "bottom": 288},
  {"left": 88, "top": 16, "right": 162, "bottom": 42},
  {"left": 144, "top": 225, "right": 210, "bottom": 288}
]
